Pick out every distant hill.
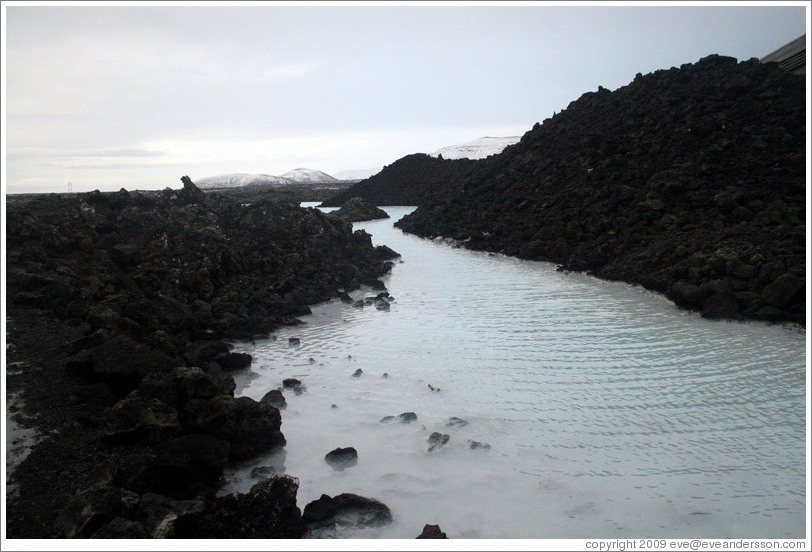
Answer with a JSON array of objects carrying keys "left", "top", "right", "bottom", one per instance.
[
  {"left": 320, "top": 154, "right": 477, "bottom": 207},
  {"left": 196, "top": 168, "right": 342, "bottom": 190},
  {"left": 280, "top": 168, "right": 338, "bottom": 183},
  {"left": 332, "top": 167, "right": 383, "bottom": 181},
  {"left": 321, "top": 136, "right": 521, "bottom": 206},
  {"left": 196, "top": 173, "right": 296, "bottom": 189},
  {"left": 429, "top": 136, "right": 521, "bottom": 160}
]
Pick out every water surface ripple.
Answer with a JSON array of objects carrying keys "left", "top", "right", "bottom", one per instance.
[{"left": 221, "top": 206, "right": 806, "bottom": 539}]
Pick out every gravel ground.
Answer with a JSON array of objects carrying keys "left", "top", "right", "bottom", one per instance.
[{"left": 4, "top": 307, "right": 131, "bottom": 538}]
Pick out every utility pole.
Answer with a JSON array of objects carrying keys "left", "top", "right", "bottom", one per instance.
[{"left": 67, "top": 181, "right": 72, "bottom": 193}]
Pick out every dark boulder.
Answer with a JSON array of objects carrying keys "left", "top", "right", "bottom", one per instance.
[
  {"left": 178, "top": 176, "right": 207, "bottom": 205},
  {"left": 99, "top": 394, "right": 180, "bottom": 445},
  {"left": 136, "top": 492, "right": 206, "bottom": 538},
  {"left": 138, "top": 366, "right": 231, "bottom": 410},
  {"left": 90, "top": 517, "right": 150, "bottom": 538},
  {"left": 148, "top": 434, "right": 231, "bottom": 497},
  {"left": 336, "top": 291, "right": 354, "bottom": 303},
  {"left": 667, "top": 281, "right": 704, "bottom": 308},
  {"left": 180, "top": 395, "right": 239, "bottom": 437},
  {"left": 282, "top": 377, "right": 302, "bottom": 388},
  {"left": 56, "top": 485, "right": 140, "bottom": 538},
  {"left": 215, "top": 352, "right": 252, "bottom": 371},
  {"left": 761, "top": 273, "right": 804, "bottom": 309},
  {"left": 701, "top": 292, "right": 741, "bottom": 320},
  {"left": 282, "top": 378, "right": 306, "bottom": 395},
  {"left": 184, "top": 340, "right": 230, "bottom": 367},
  {"left": 229, "top": 397, "right": 285, "bottom": 461},
  {"left": 324, "top": 447, "right": 359, "bottom": 471},
  {"left": 352, "top": 368, "right": 363, "bottom": 378},
  {"left": 416, "top": 524, "right": 448, "bottom": 538},
  {"left": 87, "top": 335, "right": 175, "bottom": 395},
  {"left": 302, "top": 493, "right": 392, "bottom": 529},
  {"left": 175, "top": 476, "right": 304, "bottom": 538},
  {"left": 260, "top": 388, "right": 287, "bottom": 409}
]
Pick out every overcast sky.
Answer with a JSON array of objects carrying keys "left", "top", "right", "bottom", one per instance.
[{"left": 2, "top": 2, "right": 808, "bottom": 194}]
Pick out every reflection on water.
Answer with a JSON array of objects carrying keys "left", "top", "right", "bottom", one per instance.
[{"left": 220, "top": 206, "right": 806, "bottom": 539}]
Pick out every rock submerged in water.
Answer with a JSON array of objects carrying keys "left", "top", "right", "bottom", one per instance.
[
  {"left": 352, "top": 369, "right": 363, "bottom": 378},
  {"left": 379, "top": 411, "right": 417, "bottom": 424},
  {"left": 282, "top": 378, "right": 306, "bottom": 395},
  {"left": 398, "top": 412, "right": 417, "bottom": 423},
  {"left": 324, "top": 447, "right": 358, "bottom": 471},
  {"left": 427, "top": 432, "right": 450, "bottom": 452},
  {"left": 445, "top": 417, "right": 468, "bottom": 427},
  {"left": 302, "top": 493, "right": 392, "bottom": 530},
  {"left": 250, "top": 465, "right": 276, "bottom": 479}
]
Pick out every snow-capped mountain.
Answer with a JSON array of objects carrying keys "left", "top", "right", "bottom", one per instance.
[
  {"left": 429, "top": 136, "right": 521, "bottom": 160},
  {"left": 279, "top": 168, "right": 338, "bottom": 183},
  {"left": 332, "top": 167, "right": 383, "bottom": 181},
  {"left": 195, "top": 173, "right": 296, "bottom": 189}
]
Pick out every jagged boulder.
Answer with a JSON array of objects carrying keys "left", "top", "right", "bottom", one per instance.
[
  {"left": 174, "top": 476, "right": 304, "bottom": 538},
  {"left": 147, "top": 434, "right": 231, "bottom": 497},
  {"left": 56, "top": 485, "right": 140, "bottom": 538},
  {"left": 259, "top": 388, "right": 287, "bottom": 409},
  {"left": 84, "top": 335, "right": 176, "bottom": 395},
  {"left": 228, "top": 397, "right": 285, "bottom": 461},
  {"left": 416, "top": 524, "right": 448, "bottom": 538},
  {"left": 99, "top": 394, "right": 180, "bottom": 445},
  {"left": 137, "top": 492, "right": 206, "bottom": 538}
]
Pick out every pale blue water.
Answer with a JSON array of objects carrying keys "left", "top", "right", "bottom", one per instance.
[{"left": 220, "top": 206, "right": 807, "bottom": 539}]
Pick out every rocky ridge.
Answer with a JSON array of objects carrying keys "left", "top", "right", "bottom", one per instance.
[
  {"left": 391, "top": 55, "right": 805, "bottom": 324},
  {"left": 5, "top": 177, "right": 400, "bottom": 538}
]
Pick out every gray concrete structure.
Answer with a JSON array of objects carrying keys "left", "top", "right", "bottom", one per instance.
[{"left": 760, "top": 34, "right": 806, "bottom": 75}]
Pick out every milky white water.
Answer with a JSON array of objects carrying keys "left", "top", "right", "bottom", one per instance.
[{"left": 219, "top": 206, "right": 807, "bottom": 539}]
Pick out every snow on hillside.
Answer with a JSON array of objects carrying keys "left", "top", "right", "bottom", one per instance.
[
  {"left": 280, "top": 168, "right": 338, "bottom": 183},
  {"left": 429, "top": 136, "right": 521, "bottom": 160},
  {"left": 332, "top": 167, "right": 383, "bottom": 181},
  {"left": 195, "top": 173, "right": 296, "bottom": 189}
]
